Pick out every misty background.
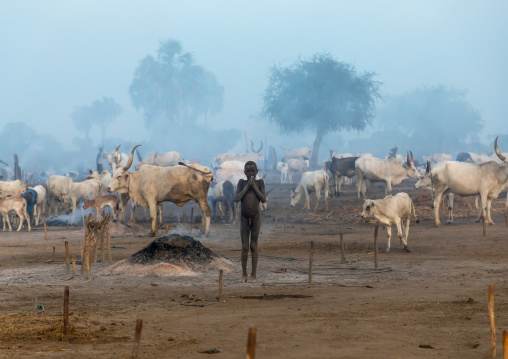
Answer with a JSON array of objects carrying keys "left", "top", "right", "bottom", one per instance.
[{"left": 1, "top": 1, "right": 507, "bottom": 176}]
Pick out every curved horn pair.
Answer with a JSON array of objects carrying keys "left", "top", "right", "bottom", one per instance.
[
  {"left": 426, "top": 160, "right": 430, "bottom": 173},
  {"left": 251, "top": 140, "right": 263, "bottom": 154},
  {"left": 117, "top": 145, "right": 142, "bottom": 171},
  {"left": 495, "top": 137, "right": 507, "bottom": 162}
]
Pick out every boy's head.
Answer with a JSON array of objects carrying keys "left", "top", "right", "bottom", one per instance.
[{"left": 244, "top": 161, "right": 258, "bottom": 179}]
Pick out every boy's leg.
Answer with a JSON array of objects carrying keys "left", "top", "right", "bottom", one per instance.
[
  {"left": 240, "top": 215, "right": 251, "bottom": 281},
  {"left": 250, "top": 212, "right": 261, "bottom": 280}
]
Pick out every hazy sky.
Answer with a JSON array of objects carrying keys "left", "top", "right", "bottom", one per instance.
[{"left": 1, "top": 1, "right": 507, "bottom": 159}]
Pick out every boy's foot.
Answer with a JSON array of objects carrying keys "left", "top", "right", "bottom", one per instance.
[
  {"left": 242, "top": 274, "right": 248, "bottom": 282},
  {"left": 250, "top": 274, "right": 257, "bottom": 283}
]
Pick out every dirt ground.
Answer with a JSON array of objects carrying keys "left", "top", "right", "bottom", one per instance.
[{"left": 1, "top": 179, "right": 508, "bottom": 358}]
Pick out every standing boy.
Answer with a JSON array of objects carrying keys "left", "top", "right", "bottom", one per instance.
[{"left": 235, "top": 161, "right": 267, "bottom": 282}]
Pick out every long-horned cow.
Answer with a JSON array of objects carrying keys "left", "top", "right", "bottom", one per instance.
[
  {"left": 415, "top": 138, "right": 508, "bottom": 226},
  {"left": 415, "top": 161, "right": 480, "bottom": 225},
  {"left": 107, "top": 146, "right": 214, "bottom": 236},
  {"left": 355, "top": 152, "right": 420, "bottom": 198},
  {"left": 360, "top": 192, "right": 418, "bottom": 253}
]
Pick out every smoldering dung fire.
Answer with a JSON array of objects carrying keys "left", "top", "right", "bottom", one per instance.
[{"left": 103, "top": 234, "right": 236, "bottom": 277}]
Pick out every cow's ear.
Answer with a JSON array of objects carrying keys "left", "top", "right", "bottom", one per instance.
[{"left": 370, "top": 202, "right": 375, "bottom": 206}]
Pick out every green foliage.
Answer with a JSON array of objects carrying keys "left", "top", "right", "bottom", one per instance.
[
  {"left": 262, "top": 53, "right": 381, "bottom": 136},
  {"left": 129, "top": 39, "right": 223, "bottom": 125}
]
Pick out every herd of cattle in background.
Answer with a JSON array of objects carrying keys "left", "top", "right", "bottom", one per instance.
[{"left": 1, "top": 138, "right": 508, "bottom": 252}]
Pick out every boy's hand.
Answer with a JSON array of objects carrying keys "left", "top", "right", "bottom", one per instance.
[{"left": 249, "top": 176, "right": 255, "bottom": 186}]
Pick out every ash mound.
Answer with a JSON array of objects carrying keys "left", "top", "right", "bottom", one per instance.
[
  {"left": 128, "top": 234, "right": 220, "bottom": 269},
  {"left": 103, "top": 234, "right": 235, "bottom": 277}
]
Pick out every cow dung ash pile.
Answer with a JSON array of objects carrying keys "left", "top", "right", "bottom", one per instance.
[
  {"left": 103, "top": 234, "right": 235, "bottom": 277},
  {"left": 128, "top": 234, "right": 219, "bottom": 268}
]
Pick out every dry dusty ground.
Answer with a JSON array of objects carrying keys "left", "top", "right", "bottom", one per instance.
[{"left": 1, "top": 180, "right": 508, "bottom": 358}]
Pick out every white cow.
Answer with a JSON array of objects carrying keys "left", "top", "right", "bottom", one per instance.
[
  {"left": 134, "top": 150, "right": 183, "bottom": 170},
  {"left": 276, "top": 162, "right": 289, "bottom": 184},
  {"left": 103, "top": 147, "right": 130, "bottom": 172},
  {"left": 290, "top": 170, "right": 329, "bottom": 211},
  {"left": 207, "top": 180, "right": 236, "bottom": 222},
  {"left": 422, "top": 153, "right": 453, "bottom": 164},
  {"left": 287, "top": 158, "right": 310, "bottom": 184},
  {"left": 212, "top": 153, "right": 263, "bottom": 170},
  {"left": 46, "top": 175, "right": 73, "bottom": 216},
  {"left": 415, "top": 138, "right": 508, "bottom": 226},
  {"left": 355, "top": 153, "right": 420, "bottom": 198},
  {"left": 281, "top": 147, "right": 312, "bottom": 161},
  {"left": 360, "top": 192, "right": 417, "bottom": 253},
  {"left": 31, "top": 185, "right": 46, "bottom": 226},
  {"left": 415, "top": 161, "right": 480, "bottom": 224},
  {"left": 60, "top": 179, "right": 102, "bottom": 214},
  {"left": 87, "top": 170, "right": 113, "bottom": 196},
  {"left": 0, "top": 180, "right": 28, "bottom": 199},
  {"left": 0, "top": 197, "right": 31, "bottom": 232}
]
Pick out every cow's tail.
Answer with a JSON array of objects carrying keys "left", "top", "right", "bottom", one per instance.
[
  {"left": 411, "top": 198, "right": 419, "bottom": 224},
  {"left": 178, "top": 162, "right": 212, "bottom": 175}
]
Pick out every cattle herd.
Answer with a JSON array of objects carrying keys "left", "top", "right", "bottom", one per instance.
[{"left": 1, "top": 139, "right": 508, "bottom": 254}]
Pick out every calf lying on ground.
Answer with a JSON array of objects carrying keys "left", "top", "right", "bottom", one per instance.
[
  {"left": 83, "top": 195, "right": 119, "bottom": 220},
  {"left": 360, "top": 192, "right": 418, "bottom": 253},
  {"left": 0, "top": 197, "right": 31, "bottom": 232}
]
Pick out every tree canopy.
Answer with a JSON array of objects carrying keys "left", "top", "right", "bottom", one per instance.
[
  {"left": 262, "top": 53, "right": 381, "bottom": 168},
  {"left": 129, "top": 40, "right": 224, "bottom": 128},
  {"left": 71, "top": 96, "right": 122, "bottom": 144}
]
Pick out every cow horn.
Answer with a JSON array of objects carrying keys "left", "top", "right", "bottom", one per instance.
[
  {"left": 123, "top": 145, "right": 141, "bottom": 171},
  {"left": 251, "top": 140, "right": 263, "bottom": 154},
  {"left": 114, "top": 145, "right": 121, "bottom": 168},
  {"left": 410, "top": 151, "right": 414, "bottom": 162},
  {"left": 406, "top": 152, "right": 410, "bottom": 165},
  {"left": 494, "top": 137, "right": 507, "bottom": 162},
  {"left": 426, "top": 160, "right": 430, "bottom": 173}
]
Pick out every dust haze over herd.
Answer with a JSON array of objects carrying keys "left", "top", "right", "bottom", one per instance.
[{"left": 1, "top": 1, "right": 508, "bottom": 177}]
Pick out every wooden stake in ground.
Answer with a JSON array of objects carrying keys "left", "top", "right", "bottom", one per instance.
[
  {"left": 63, "top": 286, "right": 69, "bottom": 335},
  {"left": 190, "top": 207, "right": 194, "bottom": 232},
  {"left": 183, "top": 212, "right": 186, "bottom": 225},
  {"left": 52, "top": 246, "right": 55, "bottom": 263},
  {"left": 275, "top": 212, "right": 278, "bottom": 228},
  {"left": 504, "top": 211, "right": 508, "bottom": 227},
  {"left": 72, "top": 256, "right": 76, "bottom": 279},
  {"left": 489, "top": 284, "right": 496, "bottom": 358},
  {"left": 219, "top": 270, "right": 223, "bottom": 301},
  {"left": 308, "top": 241, "right": 314, "bottom": 284},
  {"left": 80, "top": 242, "right": 84, "bottom": 275},
  {"left": 246, "top": 327, "right": 257, "bottom": 359},
  {"left": 503, "top": 330, "right": 508, "bottom": 359},
  {"left": 65, "top": 241, "right": 70, "bottom": 272},
  {"left": 165, "top": 224, "right": 169, "bottom": 234},
  {"left": 44, "top": 218, "right": 47, "bottom": 240},
  {"left": 374, "top": 222, "right": 379, "bottom": 271},
  {"left": 132, "top": 319, "right": 143, "bottom": 359},
  {"left": 340, "top": 232, "right": 344, "bottom": 264},
  {"left": 100, "top": 219, "right": 106, "bottom": 263},
  {"left": 283, "top": 208, "right": 287, "bottom": 231}
]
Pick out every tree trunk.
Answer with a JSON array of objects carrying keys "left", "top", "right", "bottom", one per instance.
[{"left": 310, "top": 132, "right": 323, "bottom": 170}]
